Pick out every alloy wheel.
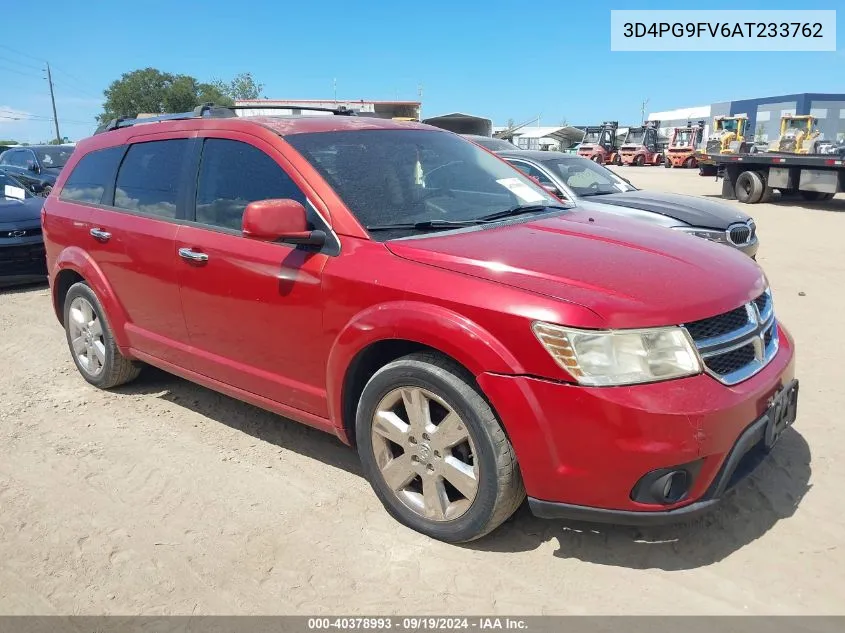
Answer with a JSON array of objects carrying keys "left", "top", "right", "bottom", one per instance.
[
  {"left": 370, "top": 386, "right": 478, "bottom": 521},
  {"left": 68, "top": 296, "right": 106, "bottom": 377}
]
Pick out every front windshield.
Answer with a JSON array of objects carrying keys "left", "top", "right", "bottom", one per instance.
[
  {"left": 721, "top": 119, "right": 738, "bottom": 132},
  {"left": 673, "top": 130, "right": 695, "bottom": 147},
  {"left": 286, "top": 129, "right": 564, "bottom": 239},
  {"left": 546, "top": 156, "right": 637, "bottom": 197},
  {"left": 1, "top": 173, "right": 31, "bottom": 199},
  {"left": 35, "top": 146, "right": 74, "bottom": 168},
  {"left": 624, "top": 130, "right": 645, "bottom": 145},
  {"left": 784, "top": 119, "right": 809, "bottom": 132},
  {"left": 581, "top": 131, "right": 600, "bottom": 144}
]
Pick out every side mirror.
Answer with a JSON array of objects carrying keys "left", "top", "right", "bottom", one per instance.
[
  {"left": 28, "top": 163, "right": 39, "bottom": 173},
  {"left": 242, "top": 199, "right": 326, "bottom": 247}
]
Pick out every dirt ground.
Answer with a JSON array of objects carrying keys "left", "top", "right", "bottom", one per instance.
[{"left": 1, "top": 167, "right": 843, "bottom": 615}]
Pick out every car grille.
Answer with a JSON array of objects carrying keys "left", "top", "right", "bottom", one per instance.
[
  {"left": 684, "top": 305, "right": 750, "bottom": 341},
  {"left": 706, "top": 139, "right": 722, "bottom": 154},
  {"left": 0, "top": 243, "right": 47, "bottom": 276},
  {"left": 727, "top": 222, "right": 755, "bottom": 246},
  {"left": 683, "top": 288, "right": 778, "bottom": 385},
  {"left": 1, "top": 227, "right": 42, "bottom": 239}
]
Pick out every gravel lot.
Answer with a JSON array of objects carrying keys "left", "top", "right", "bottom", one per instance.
[{"left": 1, "top": 166, "right": 843, "bottom": 615}]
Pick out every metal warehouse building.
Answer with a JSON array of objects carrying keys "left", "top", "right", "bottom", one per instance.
[{"left": 649, "top": 93, "right": 845, "bottom": 144}]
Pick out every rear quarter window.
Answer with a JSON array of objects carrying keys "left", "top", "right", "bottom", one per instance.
[{"left": 60, "top": 146, "right": 124, "bottom": 204}]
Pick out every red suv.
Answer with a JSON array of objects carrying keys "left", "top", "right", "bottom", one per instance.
[{"left": 43, "top": 106, "right": 798, "bottom": 542}]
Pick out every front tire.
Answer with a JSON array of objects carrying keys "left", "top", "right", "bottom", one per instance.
[
  {"left": 63, "top": 282, "right": 142, "bottom": 388},
  {"left": 356, "top": 352, "right": 525, "bottom": 543}
]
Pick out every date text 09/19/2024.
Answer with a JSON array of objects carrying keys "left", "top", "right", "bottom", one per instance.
[{"left": 307, "top": 617, "right": 528, "bottom": 630}]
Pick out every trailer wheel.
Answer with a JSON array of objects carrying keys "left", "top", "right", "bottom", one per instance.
[
  {"left": 684, "top": 157, "right": 697, "bottom": 169},
  {"left": 735, "top": 170, "right": 765, "bottom": 204}
]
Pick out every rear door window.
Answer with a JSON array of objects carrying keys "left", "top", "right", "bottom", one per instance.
[
  {"left": 114, "top": 139, "right": 189, "bottom": 219},
  {"left": 60, "top": 146, "right": 124, "bottom": 204}
]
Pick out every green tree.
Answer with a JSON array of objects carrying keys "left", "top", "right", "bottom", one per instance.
[
  {"left": 99, "top": 68, "right": 233, "bottom": 123},
  {"left": 210, "top": 72, "right": 265, "bottom": 101}
]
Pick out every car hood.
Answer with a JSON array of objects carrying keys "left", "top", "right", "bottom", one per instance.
[
  {"left": 386, "top": 210, "right": 765, "bottom": 329},
  {"left": 0, "top": 195, "right": 43, "bottom": 224},
  {"left": 592, "top": 190, "right": 750, "bottom": 229}
]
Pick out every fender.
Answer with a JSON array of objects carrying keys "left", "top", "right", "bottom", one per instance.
[
  {"left": 325, "top": 301, "right": 525, "bottom": 426},
  {"left": 52, "top": 246, "right": 131, "bottom": 349}
]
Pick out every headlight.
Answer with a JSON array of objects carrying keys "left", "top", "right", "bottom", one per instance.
[
  {"left": 532, "top": 322, "right": 701, "bottom": 386},
  {"left": 672, "top": 226, "right": 729, "bottom": 243}
]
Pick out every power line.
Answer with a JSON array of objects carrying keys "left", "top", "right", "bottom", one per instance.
[
  {"left": 0, "top": 55, "right": 42, "bottom": 72},
  {"left": 50, "top": 65, "right": 103, "bottom": 98},
  {"left": 49, "top": 76, "right": 103, "bottom": 101},
  {"left": 0, "top": 44, "right": 45, "bottom": 63},
  {"left": 0, "top": 65, "right": 37, "bottom": 78}
]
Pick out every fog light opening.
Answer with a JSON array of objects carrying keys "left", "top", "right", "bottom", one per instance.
[{"left": 652, "top": 470, "right": 689, "bottom": 504}]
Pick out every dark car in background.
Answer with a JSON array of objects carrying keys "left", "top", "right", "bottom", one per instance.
[
  {"left": 0, "top": 172, "right": 47, "bottom": 285},
  {"left": 0, "top": 145, "right": 75, "bottom": 195},
  {"left": 499, "top": 150, "right": 759, "bottom": 258}
]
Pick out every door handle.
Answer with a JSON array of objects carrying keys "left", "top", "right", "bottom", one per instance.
[
  {"left": 178, "top": 247, "right": 209, "bottom": 263},
  {"left": 90, "top": 228, "right": 111, "bottom": 242}
]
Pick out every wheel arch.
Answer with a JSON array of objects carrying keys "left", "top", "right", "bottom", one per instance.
[
  {"left": 327, "top": 301, "right": 525, "bottom": 444},
  {"left": 51, "top": 247, "right": 130, "bottom": 347}
]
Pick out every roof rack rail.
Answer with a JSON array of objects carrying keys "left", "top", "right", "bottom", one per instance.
[{"left": 94, "top": 102, "right": 357, "bottom": 135}]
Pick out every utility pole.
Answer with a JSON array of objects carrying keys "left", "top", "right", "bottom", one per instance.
[
  {"left": 46, "top": 62, "right": 61, "bottom": 143},
  {"left": 640, "top": 98, "right": 650, "bottom": 124},
  {"left": 333, "top": 78, "right": 337, "bottom": 103},
  {"left": 417, "top": 83, "right": 423, "bottom": 121}
]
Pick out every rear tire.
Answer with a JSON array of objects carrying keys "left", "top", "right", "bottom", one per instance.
[
  {"left": 664, "top": 159, "right": 672, "bottom": 168},
  {"left": 356, "top": 352, "right": 525, "bottom": 543},
  {"left": 592, "top": 154, "right": 603, "bottom": 164},
  {"left": 634, "top": 155, "right": 645, "bottom": 167},
  {"left": 684, "top": 157, "right": 697, "bottom": 169},
  {"left": 63, "top": 282, "right": 142, "bottom": 389},
  {"left": 735, "top": 170, "right": 765, "bottom": 204}
]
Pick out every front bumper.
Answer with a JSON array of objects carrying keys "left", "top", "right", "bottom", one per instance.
[
  {"left": 477, "top": 323, "right": 796, "bottom": 523},
  {"left": 0, "top": 238, "right": 47, "bottom": 284},
  {"left": 733, "top": 236, "right": 759, "bottom": 258}
]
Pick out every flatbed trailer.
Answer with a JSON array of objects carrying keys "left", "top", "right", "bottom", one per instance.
[{"left": 713, "top": 151, "right": 845, "bottom": 204}]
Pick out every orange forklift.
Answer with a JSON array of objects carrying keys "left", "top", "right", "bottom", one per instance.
[
  {"left": 577, "top": 121, "right": 620, "bottom": 165},
  {"left": 618, "top": 120, "right": 663, "bottom": 166},
  {"left": 665, "top": 120, "right": 706, "bottom": 168}
]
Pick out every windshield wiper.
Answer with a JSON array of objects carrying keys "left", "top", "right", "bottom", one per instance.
[
  {"left": 473, "top": 203, "right": 569, "bottom": 222},
  {"left": 366, "top": 219, "right": 480, "bottom": 232},
  {"left": 366, "top": 204, "right": 569, "bottom": 233}
]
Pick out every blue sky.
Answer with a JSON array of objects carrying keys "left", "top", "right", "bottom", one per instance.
[{"left": 0, "top": 0, "right": 842, "bottom": 143}]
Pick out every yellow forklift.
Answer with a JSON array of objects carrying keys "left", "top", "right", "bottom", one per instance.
[
  {"left": 767, "top": 115, "right": 821, "bottom": 154},
  {"left": 697, "top": 115, "right": 749, "bottom": 175}
]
